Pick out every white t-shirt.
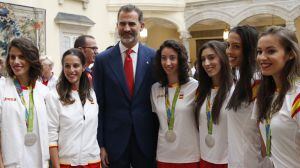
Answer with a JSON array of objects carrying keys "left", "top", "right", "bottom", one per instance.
[
  {"left": 151, "top": 78, "right": 200, "bottom": 163},
  {"left": 198, "top": 86, "right": 234, "bottom": 164},
  {"left": 253, "top": 85, "right": 300, "bottom": 168},
  {"left": 227, "top": 80, "right": 261, "bottom": 168},
  {"left": 22, "top": 89, "right": 43, "bottom": 168}
]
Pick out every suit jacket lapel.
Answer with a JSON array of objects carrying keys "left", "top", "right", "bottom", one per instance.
[
  {"left": 134, "top": 44, "right": 151, "bottom": 97},
  {"left": 107, "top": 44, "right": 131, "bottom": 100}
]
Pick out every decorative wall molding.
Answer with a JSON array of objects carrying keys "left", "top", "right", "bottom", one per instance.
[
  {"left": 58, "top": 0, "right": 89, "bottom": 9},
  {"left": 54, "top": 12, "right": 95, "bottom": 27},
  {"left": 232, "top": 4, "right": 290, "bottom": 25},
  {"left": 185, "top": 10, "right": 233, "bottom": 29},
  {"left": 186, "top": 0, "right": 249, "bottom": 7},
  {"left": 185, "top": 1, "right": 300, "bottom": 29},
  {"left": 179, "top": 30, "right": 191, "bottom": 40},
  {"left": 107, "top": 2, "right": 185, "bottom": 12}
]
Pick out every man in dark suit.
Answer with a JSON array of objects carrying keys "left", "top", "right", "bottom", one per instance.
[{"left": 93, "top": 4, "right": 158, "bottom": 168}]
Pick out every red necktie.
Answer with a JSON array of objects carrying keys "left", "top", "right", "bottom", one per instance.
[{"left": 124, "top": 49, "right": 134, "bottom": 97}]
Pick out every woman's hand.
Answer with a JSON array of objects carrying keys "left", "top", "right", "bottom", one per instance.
[
  {"left": 0, "top": 132, "right": 4, "bottom": 168},
  {"left": 0, "top": 155, "right": 4, "bottom": 168},
  {"left": 49, "top": 147, "right": 60, "bottom": 168},
  {"left": 100, "top": 147, "right": 110, "bottom": 167}
]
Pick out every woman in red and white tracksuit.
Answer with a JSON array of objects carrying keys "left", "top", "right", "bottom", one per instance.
[{"left": 46, "top": 48, "right": 100, "bottom": 168}]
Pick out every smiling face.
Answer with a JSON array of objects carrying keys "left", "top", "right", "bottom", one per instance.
[
  {"left": 257, "top": 34, "right": 290, "bottom": 80},
  {"left": 8, "top": 46, "right": 30, "bottom": 82},
  {"left": 161, "top": 47, "right": 179, "bottom": 78},
  {"left": 201, "top": 47, "right": 222, "bottom": 83},
  {"left": 117, "top": 10, "right": 144, "bottom": 48},
  {"left": 63, "top": 54, "right": 84, "bottom": 89},
  {"left": 226, "top": 32, "right": 243, "bottom": 68}
]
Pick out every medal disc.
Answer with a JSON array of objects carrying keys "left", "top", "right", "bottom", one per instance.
[
  {"left": 165, "top": 130, "right": 176, "bottom": 142},
  {"left": 205, "top": 134, "right": 215, "bottom": 148},
  {"left": 24, "top": 133, "right": 37, "bottom": 146}
]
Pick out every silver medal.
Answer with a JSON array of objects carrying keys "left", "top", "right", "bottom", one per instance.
[
  {"left": 205, "top": 134, "right": 215, "bottom": 148},
  {"left": 24, "top": 133, "right": 37, "bottom": 146},
  {"left": 165, "top": 130, "right": 176, "bottom": 142}
]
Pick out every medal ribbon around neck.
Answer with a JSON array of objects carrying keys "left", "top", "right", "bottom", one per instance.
[
  {"left": 265, "top": 117, "right": 271, "bottom": 157},
  {"left": 14, "top": 79, "right": 34, "bottom": 132},
  {"left": 265, "top": 97, "right": 277, "bottom": 157},
  {"left": 165, "top": 85, "right": 181, "bottom": 131},
  {"left": 206, "top": 93, "right": 213, "bottom": 135}
]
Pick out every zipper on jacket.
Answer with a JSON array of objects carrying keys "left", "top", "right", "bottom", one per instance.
[{"left": 78, "top": 96, "right": 86, "bottom": 165}]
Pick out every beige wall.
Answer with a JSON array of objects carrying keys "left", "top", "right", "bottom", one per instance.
[
  {"left": 146, "top": 26, "right": 180, "bottom": 50},
  {"left": 44, "top": 0, "right": 112, "bottom": 74}
]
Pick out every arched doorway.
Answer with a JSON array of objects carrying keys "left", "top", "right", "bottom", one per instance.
[
  {"left": 143, "top": 18, "right": 179, "bottom": 49},
  {"left": 188, "top": 19, "right": 229, "bottom": 64},
  {"left": 238, "top": 14, "right": 285, "bottom": 32}
]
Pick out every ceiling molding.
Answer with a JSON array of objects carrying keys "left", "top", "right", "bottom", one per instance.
[{"left": 106, "top": 3, "right": 185, "bottom": 12}]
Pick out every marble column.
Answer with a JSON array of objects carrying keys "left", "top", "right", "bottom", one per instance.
[
  {"left": 179, "top": 30, "right": 192, "bottom": 63},
  {"left": 286, "top": 20, "right": 296, "bottom": 32}
]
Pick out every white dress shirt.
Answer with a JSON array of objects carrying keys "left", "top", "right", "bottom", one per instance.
[{"left": 119, "top": 42, "right": 139, "bottom": 80}]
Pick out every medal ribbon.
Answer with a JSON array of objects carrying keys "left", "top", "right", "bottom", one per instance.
[
  {"left": 14, "top": 79, "right": 34, "bottom": 132},
  {"left": 206, "top": 94, "right": 213, "bottom": 135},
  {"left": 165, "top": 86, "right": 181, "bottom": 131},
  {"left": 265, "top": 117, "right": 271, "bottom": 157},
  {"left": 265, "top": 95, "right": 278, "bottom": 157}
]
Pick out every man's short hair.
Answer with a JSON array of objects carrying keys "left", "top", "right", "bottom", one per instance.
[
  {"left": 117, "top": 4, "right": 143, "bottom": 23},
  {"left": 74, "top": 35, "right": 95, "bottom": 48}
]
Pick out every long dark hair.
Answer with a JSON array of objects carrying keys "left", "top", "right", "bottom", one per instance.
[
  {"left": 154, "top": 40, "right": 190, "bottom": 86},
  {"left": 257, "top": 26, "right": 300, "bottom": 122},
  {"left": 6, "top": 37, "right": 42, "bottom": 86},
  {"left": 227, "top": 25, "right": 258, "bottom": 111},
  {"left": 195, "top": 41, "right": 233, "bottom": 124},
  {"left": 57, "top": 48, "right": 93, "bottom": 105}
]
